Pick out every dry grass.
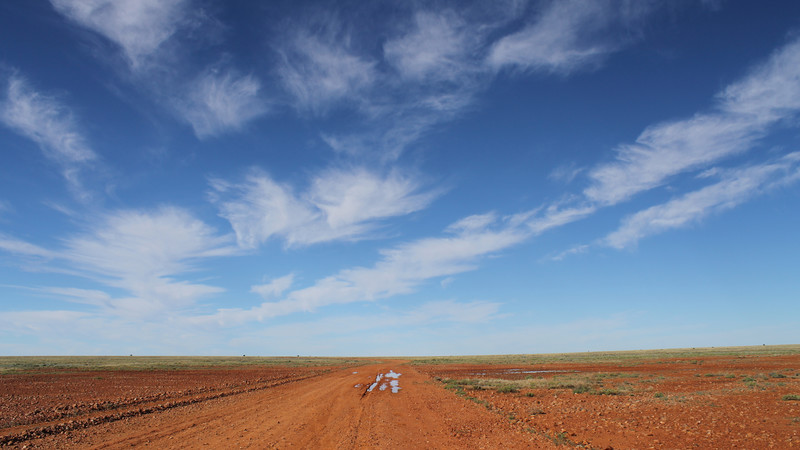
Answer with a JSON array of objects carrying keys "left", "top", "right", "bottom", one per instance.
[
  {"left": 0, "top": 356, "right": 371, "bottom": 374},
  {"left": 411, "top": 344, "right": 800, "bottom": 365}
]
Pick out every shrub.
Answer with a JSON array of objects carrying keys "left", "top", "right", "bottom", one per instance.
[
  {"left": 497, "top": 385, "right": 519, "bottom": 394},
  {"left": 572, "top": 385, "right": 591, "bottom": 394},
  {"left": 783, "top": 394, "right": 800, "bottom": 401}
]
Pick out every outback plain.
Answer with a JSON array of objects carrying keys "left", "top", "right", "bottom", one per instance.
[{"left": 1, "top": 345, "right": 799, "bottom": 449}]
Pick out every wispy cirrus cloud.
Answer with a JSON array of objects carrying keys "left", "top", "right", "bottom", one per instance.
[
  {"left": 585, "top": 36, "right": 800, "bottom": 206},
  {"left": 210, "top": 166, "right": 440, "bottom": 249},
  {"left": 276, "top": 23, "right": 376, "bottom": 116},
  {"left": 604, "top": 153, "right": 800, "bottom": 249},
  {"left": 251, "top": 273, "right": 294, "bottom": 300},
  {"left": 488, "top": 0, "right": 621, "bottom": 74},
  {"left": 50, "top": 0, "right": 189, "bottom": 69},
  {"left": 383, "top": 10, "right": 480, "bottom": 83},
  {"left": 50, "top": 0, "right": 267, "bottom": 139},
  {"left": 0, "top": 74, "right": 97, "bottom": 200},
  {"left": 0, "top": 234, "right": 58, "bottom": 260},
  {"left": 192, "top": 211, "right": 528, "bottom": 325},
  {"left": 288, "top": 1, "right": 663, "bottom": 159},
  {"left": 546, "top": 34, "right": 800, "bottom": 258},
  {"left": 176, "top": 69, "right": 267, "bottom": 138},
  {"left": 0, "top": 207, "right": 237, "bottom": 318}
]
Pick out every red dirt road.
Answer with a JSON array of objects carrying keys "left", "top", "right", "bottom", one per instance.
[
  {"left": 4, "top": 363, "right": 550, "bottom": 449},
  {"left": 3, "top": 353, "right": 799, "bottom": 448}
]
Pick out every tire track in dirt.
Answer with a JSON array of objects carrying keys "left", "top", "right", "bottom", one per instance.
[
  {"left": 0, "top": 373, "right": 320, "bottom": 447},
  {"left": 19, "top": 363, "right": 556, "bottom": 449}
]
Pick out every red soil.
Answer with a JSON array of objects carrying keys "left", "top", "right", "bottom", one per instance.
[
  {"left": 418, "top": 355, "right": 800, "bottom": 448},
  {"left": 1, "top": 363, "right": 548, "bottom": 448},
  {"left": 0, "top": 354, "right": 798, "bottom": 448}
]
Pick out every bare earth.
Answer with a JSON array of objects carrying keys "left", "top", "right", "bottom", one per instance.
[{"left": 1, "top": 352, "right": 799, "bottom": 448}]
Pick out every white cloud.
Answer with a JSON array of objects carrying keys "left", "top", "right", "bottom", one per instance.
[
  {"left": 604, "top": 153, "right": 800, "bottom": 249},
  {"left": 718, "top": 37, "right": 800, "bottom": 120},
  {"left": 210, "top": 167, "right": 439, "bottom": 249},
  {"left": 586, "top": 114, "right": 763, "bottom": 205},
  {"left": 0, "top": 234, "right": 57, "bottom": 259},
  {"left": 383, "top": 11, "right": 477, "bottom": 83},
  {"left": 63, "top": 207, "right": 235, "bottom": 279},
  {"left": 277, "top": 26, "right": 376, "bottom": 115},
  {"left": 0, "top": 75, "right": 96, "bottom": 199},
  {"left": 549, "top": 244, "right": 590, "bottom": 262},
  {"left": 40, "top": 287, "right": 112, "bottom": 307},
  {"left": 308, "top": 167, "right": 439, "bottom": 228},
  {"left": 487, "top": 0, "right": 655, "bottom": 74},
  {"left": 281, "top": 3, "right": 663, "bottom": 160},
  {"left": 193, "top": 212, "right": 528, "bottom": 325},
  {"left": 585, "top": 36, "right": 800, "bottom": 206},
  {"left": 177, "top": 69, "right": 267, "bottom": 138},
  {"left": 50, "top": 0, "right": 188, "bottom": 69},
  {"left": 0, "top": 207, "right": 237, "bottom": 318},
  {"left": 526, "top": 203, "right": 596, "bottom": 235},
  {"left": 51, "top": 0, "right": 267, "bottom": 141},
  {"left": 251, "top": 274, "right": 294, "bottom": 299},
  {"left": 446, "top": 212, "right": 499, "bottom": 234},
  {"left": 548, "top": 162, "right": 585, "bottom": 183}
]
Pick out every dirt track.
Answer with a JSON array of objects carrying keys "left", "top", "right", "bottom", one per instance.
[
  {"left": 3, "top": 354, "right": 799, "bottom": 448},
  {"left": 4, "top": 363, "right": 549, "bottom": 449}
]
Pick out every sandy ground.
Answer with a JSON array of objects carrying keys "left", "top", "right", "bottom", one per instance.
[
  {"left": 1, "top": 363, "right": 547, "bottom": 449},
  {"left": 1, "top": 354, "right": 798, "bottom": 448}
]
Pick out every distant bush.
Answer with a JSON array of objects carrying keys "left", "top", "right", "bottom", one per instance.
[
  {"left": 497, "top": 385, "right": 519, "bottom": 394},
  {"left": 783, "top": 394, "right": 800, "bottom": 401},
  {"left": 572, "top": 385, "right": 591, "bottom": 394}
]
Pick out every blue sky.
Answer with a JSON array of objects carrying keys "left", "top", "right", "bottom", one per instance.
[{"left": 1, "top": 1, "right": 798, "bottom": 356}]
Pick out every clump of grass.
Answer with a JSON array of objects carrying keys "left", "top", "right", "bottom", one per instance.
[
  {"left": 526, "top": 392, "right": 536, "bottom": 397},
  {"left": 497, "top": 385, "right": 519, "bottom": 394},
  {"left": 725, "top": 374, "right": 736, "bottom": 379},
  {"left": 572, "top": 385, "right": 591, "bottom": 394},
  {"left": 654, "top": 392, "right": 665, "bottom": 399},
  {"left": 770, "top": 372, "right": 787, "bottom": 379},
  {"left": 594, "top": 388, "right": 622, "bottom": 396},
  {"left": 783, "top": 394, "right": 800, "bottom": 401},
  {"left": 550, "top": 432, "right": 570, "bottom": 446}
]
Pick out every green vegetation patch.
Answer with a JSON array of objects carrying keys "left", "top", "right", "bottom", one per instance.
[
  {"left": 409, "top": 344, "right": 800, "bottom": 366},
  {"left": 0, "top": 355, "right": 371, "bottom": 373}
]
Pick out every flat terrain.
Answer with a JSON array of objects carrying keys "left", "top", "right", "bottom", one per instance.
[{"left": 1, "top": 346, "right": 799, "bottom": 448}]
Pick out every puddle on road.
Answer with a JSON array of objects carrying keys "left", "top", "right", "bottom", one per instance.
[
  {"left": 366, "top": 373, "right": 384, "bottom": 392},
  {"left": 362, "top": 370, "right": 402, "bottom": 394}
]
